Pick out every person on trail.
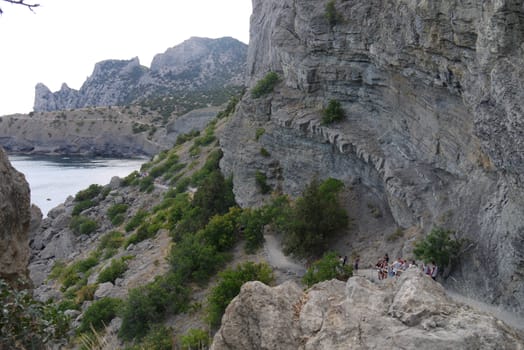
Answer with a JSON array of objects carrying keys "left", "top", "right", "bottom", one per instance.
[
  {"left": 353, "top": 255, "right": 359, "bottom": 271},
  {"left": 431, "top": 261, "right": 438, "bottom": 280}
]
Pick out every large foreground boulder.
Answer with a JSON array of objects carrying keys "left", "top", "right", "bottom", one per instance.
[
  {"left": 0, "top": 147, "right": 31, "bottom": 283},
  {"left": 211, "top": 269, "right": 523, "bottom": 349}
]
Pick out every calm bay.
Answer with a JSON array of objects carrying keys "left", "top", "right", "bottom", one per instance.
[{"left": 8, "top": 155, "right": 146, "bottom": 216}]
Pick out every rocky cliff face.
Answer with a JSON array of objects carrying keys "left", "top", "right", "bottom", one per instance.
[
  {"left": 34, "top": 37, "right": 247, "bottom": 112},
  {"left": 0, "top": 147, "right": 31, "bottom": 282},
  {"left": 211, "top": 270, "right": 523, "bottom": 349},
  {"left": 220, "top": 0, "right": 524, "bottom": 315},
  {"left": 0, "top": 106, "right": 219, "bottom": 157}
]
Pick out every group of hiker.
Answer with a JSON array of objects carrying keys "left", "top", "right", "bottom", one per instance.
[{"left": 375, "top": 254, "right": 438, "bottom": 280}]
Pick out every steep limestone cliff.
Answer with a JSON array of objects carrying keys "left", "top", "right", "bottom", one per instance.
[
  {"left": 211, "top": 270, "right": 523, "bottom": 349},
  {"left": 34, "top": 37, "right": 247, "bottom": 112},
  {"left": 220, "top": 0, "right": 524, "bottom": 315},
  {"left": 0, "top": 147, "right": 31, "bottom": 282}
]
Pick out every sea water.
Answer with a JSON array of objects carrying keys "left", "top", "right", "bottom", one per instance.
[{"left": 8, "top": 155, "right": 146, "bottom": 216}]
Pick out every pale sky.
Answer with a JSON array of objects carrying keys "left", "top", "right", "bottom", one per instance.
[{"left": 0, "top": 0, "right": 252, "bottom": 116}]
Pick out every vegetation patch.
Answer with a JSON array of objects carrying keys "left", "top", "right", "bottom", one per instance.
[
  {"left": 251, "top": 72, "right": 280, "bottom": 98},
  {"left": 255, "top": 171, "right": 271, "bottom": 194},
  {"left": 281, "top": 178, "right": 349, "bottom": 258},
  {"left": 180, "top": 329, "right": 210, "bottom": 350},
  {"left": 207, "top": 262, "right": 273, "bottom": 328},
  {"left": 70, "top": 215, "right": 98, "bottom": 236},
  {"left": 321, "top": 99, "right": 345, "bottom": 125},
  {"left": 107, "top": 203, "right": 129, "bottom": 226},
  {"left": 413, "top": 227, "right": 466, "bottom": 275},
  {"left": 78, "top": 297, "right": 122, "bottom": 333},
  {"left": 302, "top": 252, "right": 352, "bottom": 287},
  {"left": 0, "top": 279, "right": 69, "bottom": 348},
  {"left": 97, "top": 257, "right": 129, "bottom": 284}
]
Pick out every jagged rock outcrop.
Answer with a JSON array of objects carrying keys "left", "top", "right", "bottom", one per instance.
[
  {"left": 211, "top": 269, "right": 524, "bottom": 349},
  {"left": 220, "top": 0, "right": 524, "bottom": 315},
  {"left": 34, "top": 37, "right": 247, "bottom": 112},
  {"left": 0, "top": 147, "right": 31, "bottom": 282}
]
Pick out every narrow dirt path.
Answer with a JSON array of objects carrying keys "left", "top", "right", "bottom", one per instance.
[{"left": 263, "top": 234, "right": 306, "bottom": 283}]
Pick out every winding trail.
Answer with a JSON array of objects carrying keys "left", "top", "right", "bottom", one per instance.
[
  {"left": 263, "top": 234, "right": 306, "bottom": 282},
  {"left": 257, "top": 231, "right": 524, "bottom": 332}
]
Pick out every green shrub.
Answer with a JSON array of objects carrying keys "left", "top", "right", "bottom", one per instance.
[
  {"left": 260, "top": 147, "right": 271, "bottom": 157},
  {"left": 125, "top": 210, "right": 148, "bottom": 232},
  {"left": 97, "top": 258, "right": 128, "bottom": 284},
  {"left": 119, "top": 273, "right": 189, "bottom": 341},
  {"left": 240, "top": 207, "right": 270, "bottom": 253},
  {"left": 216, "top": 96, "right": 239, "bottom": 119},
  {"left": 99, "top": 230, "right": 125, "bottom": 250},
  {"left": 134, "top": 325, "right": 173, "bottom": 350},
  {"left": 121, "top": 171, "right": 140, "bottom": 187},
  {"left": 193, "top": 169, "right": 236, "bottom": 222},
  {"left": 111, "top": 213, "right": 125, "bottom": 226},
  {"left": 139, "top": 175, "right": 154, "bottom": 192},
  {"left": 72, "top": 199, "right": 96, "bottom": 216},
  {"left": 0, "top": 279, "right": 69, "bottom": 348},
  {"left": 251, "top": 72, "right": 280, "bottom": 98},
  {"left": 75, "top": 284, "right": 98, "bottom": 304},
  {"left": 255, "top": 127, "right": 265, "bottom": 141},
  {"left": 169, "top": 234, "right": 229, "bottom": 284},
  {"left": 283, "top": 178, "right": 348, "bottom": 257},
  {"left": 180, "top": 329, "right": 210, "bottom": 350},
  {"left": 413, "top": 227, "right": 464, "bottom": 274},
  {"left": 78, "top": 297, "right": 122, "bottom": 333},
  {"left": 107, "top": 203, "right": 129, "bottom": 224},
  {"left": 321, "top": 99, "right": 345, "bottom": 125},
  {"left": 74, "top": 255, "right": 100, "bottom": 273},
  {"left": 199, "top": 208, "right": 242, "bottom": 252},
  {"left": 207, "top": 262, "right": 273, "bottom": 327},
  {"left": 302, "top": 252, "right": 352, "bottom": 287},
  {"left": 57, "top": 299, "right": 80, "bottom": 312},
  {"left": 75, "top": 184, "right": 103, "bottom": 202},
  {"left": 70, "top": 216, "right": 98, "bottom": 236},
  {"left": 175, "top": 130, "right": 200, "bottom": 145},
  {"left": 255, "top": 171, "right": 271, "bottom": 194}
]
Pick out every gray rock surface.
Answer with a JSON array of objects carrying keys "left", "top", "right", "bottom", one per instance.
[
  {"left": 220, "top": 0, "right": 524, "bottom": 315},
  {"left": 0, "top": 147, "right": 31, "bottom": 282},
  {"left": 0, "top": 105, "right": 219, "bottom": 157},
  {"left": 33, "top": 37, "right": 247, "bottom": 112},
  {"left": 211, "top": 270, "right": 524, "bottom": 350}
]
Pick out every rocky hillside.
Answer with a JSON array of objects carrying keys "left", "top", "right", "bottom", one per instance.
[
  {"left": 0, "top": 147, "right": 31, "bottom": 283},
  {"left": 34, "top": 37, "right": 247, "bottom": 112},
  {"left": 0, "top": 105, "right": 220, "bottom": 157},
  {"left": 211, "top": 269, "right": 523, "bottom": 349},
  {"left": 220, "top": 0, "right": 524, "bottom": 316}
]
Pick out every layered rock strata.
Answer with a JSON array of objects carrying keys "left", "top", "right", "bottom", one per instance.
[
  {"left": 220, "top": 0, "right": 524, "bottom": 315},
  {"left": 211, "top": 270, "right": 524, "bottom": 349}
]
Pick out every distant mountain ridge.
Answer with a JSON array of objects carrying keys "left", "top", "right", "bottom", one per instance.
[{"left": 34, "top": 37, "right": 247, "bottom": 112}]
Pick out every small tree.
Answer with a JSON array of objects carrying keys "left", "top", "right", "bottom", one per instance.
[
  {"left": 251, "top": 72, "right": 280, "bottom": 98},
  {"left": 413, "top": 227, "right": 464, "bottom": 276},
  {"left": 283, "top": 178, "right": 348, "bottom": 257},
  {"left": 321, "top": 99, "right": 345, "bottom": 125}
]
